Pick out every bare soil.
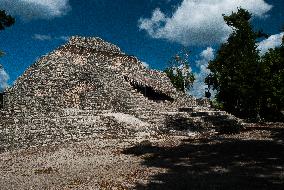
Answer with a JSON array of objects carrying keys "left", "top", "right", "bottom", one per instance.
[{"left": 0, "top": 122, "right": 284, "bottom": 190}]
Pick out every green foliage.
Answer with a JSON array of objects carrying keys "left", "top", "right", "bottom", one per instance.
[
  {"left": 207, "top": 8, "right": 260, "bottom": 118},
  {"left": 165, "top": 67, "right": 195, "bottom": 92},
  {"left": 164, "top": 49, "right": 195, "bottom": 92},
  {"left": 210, "top": 98, "right": 224, "bottom": 110},
  {"left": 206, "top": 8, "right": 284, "bottom": 121},
  {"left": 0, "top": 10, "right": 15, "bottom": 31},
  {"left": 258, "top": 40, "right": 284, "bottom": 121},
  {"left": 0, "top": 10, "right": 14, "bottom": 65}
]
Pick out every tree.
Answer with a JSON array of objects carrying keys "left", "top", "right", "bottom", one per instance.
[
  {"left": 206, "top": 8, "right": 261, "bottom": 119},
  {"left": 0, "top": 10, "right": 15, "bottom": 56},
  {"left": 164, "top": 49, "right": 195, "bottom": 92},
  {"left": 0, "top": 10, "right": 14, "bottom": 30},
  {"left": 0, "top": 10, "right": 14, "bottom": 95},
  {"left": 258, "top": 34, "right": 284, "bottom": 121}
]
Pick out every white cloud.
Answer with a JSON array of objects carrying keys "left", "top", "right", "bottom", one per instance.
[
  {"left": 0, "top": 68, "right": 9, "bottom": 92},
  {"left": 141, "top": 61, "right": 149, "bottom": 68},
  {"left": 257, "top": 32, "right": 284, "bottom": 55},
  {"left": 189, "top": 47, "right": 216, "bottom": 99},
  {"left": 55, "top": 36, "right": 69, "bottom": 41},
  {"left": 33, "top": 34, "right": 69, "bottom": 41},
  {"left": 0, "top": 0, "right": 71, "bottom": 20},
  {"left": 139, "top": 0, "right": 272, "bottom": 46},
  {"left": 139, "top": 8, "right": 167, "bottom": 37},
  {"left": 33, "top": 34, "right": 52, "bottom": 41},
  {"left": 196, "top": 47, "right": 214, "bottom": 67}
]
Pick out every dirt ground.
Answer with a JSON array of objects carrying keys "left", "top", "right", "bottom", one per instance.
[{"left": 0, "top": 122, "right": 284, "bottom": 190}]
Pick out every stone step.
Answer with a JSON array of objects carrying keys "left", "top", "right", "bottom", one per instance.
[{"left": 190, "top": 111, "right": 227, "bottom": 117}]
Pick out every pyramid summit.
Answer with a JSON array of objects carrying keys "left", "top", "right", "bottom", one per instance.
[{"left": 0, "top": 36, "right": 242, "bottom": 152}]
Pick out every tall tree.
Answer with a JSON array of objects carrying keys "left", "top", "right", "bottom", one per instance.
[
  {"left": 0, "top": 10, "right": 14, "bottom": 94},
  {"left": 0, "top": 10, "right": 15, "bottom": 30},
  {"left": 258, "top": 34, "right": 284, "bottom": 121},
  {"left": 206, "top": 8, "right": 261, "bottom": 119},
  {"left": 0, "top": 10, "right": 15, "bottom": 56},
  {"left": 164, "top": 49, "right": 195, "bottom": 92}
]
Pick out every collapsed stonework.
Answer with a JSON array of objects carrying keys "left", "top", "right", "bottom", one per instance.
[{"left": 0, "top": 36, "right": 243, "bottom": 152}]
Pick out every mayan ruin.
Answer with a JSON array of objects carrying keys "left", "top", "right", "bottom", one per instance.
[
  {"left": 3, "top": 30, "right": 284, "bottom": 189},
  {"left": 0, "top": 36, "right": 244, "bottom": 153},
  {"left": 0, "top": 34, "right": 284, "bottom": 189},
  {"left": 1, "top": 0, "right": 284, "bottom": 188}
]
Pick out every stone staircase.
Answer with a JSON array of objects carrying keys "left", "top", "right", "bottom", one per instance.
[
  {"left": 0, "top": 109, "right": 147, "bottom": 153},
  {"left": 91, "top": 64, "right": 244, "bottom": 135},
  {"left": 124, "top": 105, "right": 245, "bottom": 136},
  {"left": 164, "top": 106, "right": 244, "bottom": 134},
  {"left": 0, "top": 103, "right": 244, "bottom": 153}
]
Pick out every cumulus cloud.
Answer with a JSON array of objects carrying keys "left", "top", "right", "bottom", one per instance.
[
  {"left": 190, "top": 47, "right": 216, "bottom": 99},
  {"left": 0, "top": 68, "right": 9, "bottom": 92},
  {"left": 139, "top": 0, "right": 272, "bottom": 46},
  {"left": 33, "top": 34, "right": 69, "bottom": 41},
  {"left": 196, "top": 47, "right": 214, "bottom": 67},
  {"left": 257, "top": 32, "right": 284, "bottom": 55},
  {"left": 0, "top": 0, "right": 71, "bottom": 20}
]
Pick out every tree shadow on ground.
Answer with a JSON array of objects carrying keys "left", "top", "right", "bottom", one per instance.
[
  {"left": 164, "top": 115, "right": 202, "bottom": 131},
  {"left": 123, "top": 126, "right": 284, "bottom": 190}
]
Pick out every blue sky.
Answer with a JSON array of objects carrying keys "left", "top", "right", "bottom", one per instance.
[{"left": 0, "top": 0, "right": 283, "bottom": 97}]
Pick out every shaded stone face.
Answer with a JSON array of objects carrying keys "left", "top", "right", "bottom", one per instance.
[
  {"left": 0, "top": 93, "right": 3, "bottom": 109},
  {"left": 1, "top": 36, "right": 196, "bottom": 115}
]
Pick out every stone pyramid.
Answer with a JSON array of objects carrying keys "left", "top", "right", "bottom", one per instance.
[
  {"left": 0, "top": 36, "right": 242, "bottom": 152},
  {"left": 2, "top": 36, "right": 196, "bottom": 115}
]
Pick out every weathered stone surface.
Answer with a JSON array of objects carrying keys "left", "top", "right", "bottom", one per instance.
[{"left": 0, "top": 36, "right": 243, "bottom": 153}]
